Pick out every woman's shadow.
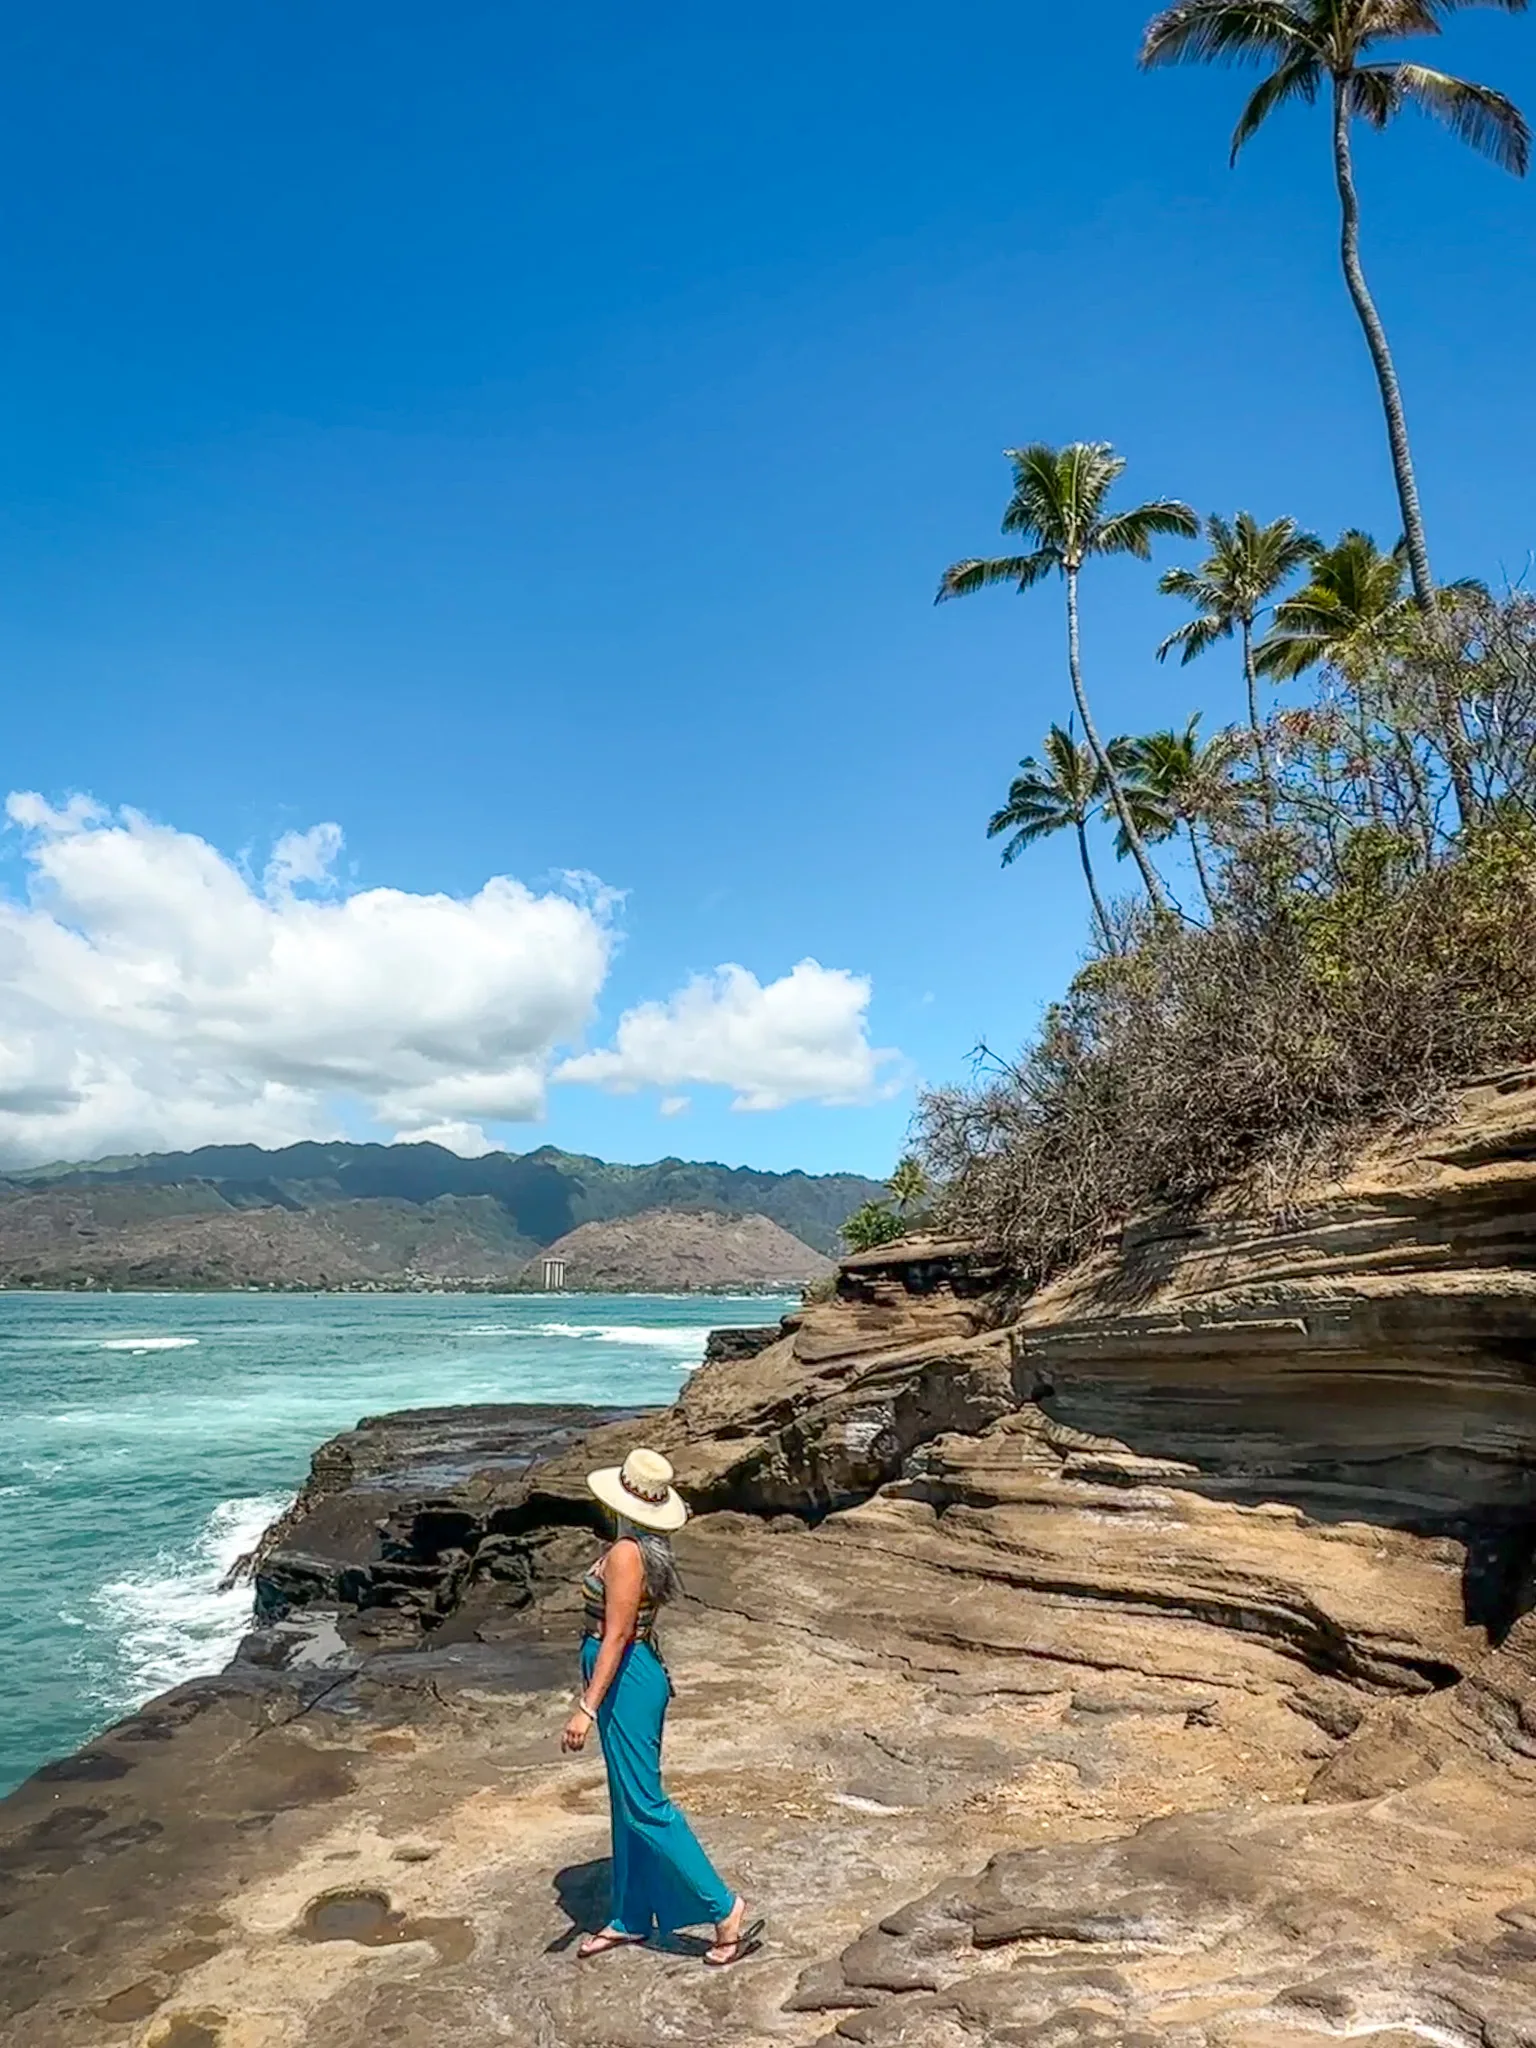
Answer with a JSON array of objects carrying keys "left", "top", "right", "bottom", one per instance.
[{"left": 547, "top": 1859, "right": 713, "bottom": 1957}]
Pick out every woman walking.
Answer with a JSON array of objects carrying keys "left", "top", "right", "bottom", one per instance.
[{"left": 561, "top": 1446, "right": 761, "bottom": 1966}]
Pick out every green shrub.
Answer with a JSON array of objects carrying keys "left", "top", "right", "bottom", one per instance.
[
  {"left": 840, "top": 1200, "right": 910, "bottom": 1254},
  {"left": 918, "top": 816, "right": 1536, "bottom": 1289}
]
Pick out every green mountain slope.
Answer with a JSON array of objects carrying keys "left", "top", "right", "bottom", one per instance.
[{"left": 3, "top": 1141, "right": 885, "bottom": 1257}]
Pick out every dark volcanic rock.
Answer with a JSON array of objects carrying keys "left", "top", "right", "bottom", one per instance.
[
  {"left": 249, "top": 1403, "right": 642, "bottom": 1631},
  {"left": 701, "top": 1324, "right": 786, "bottom": 1368}
]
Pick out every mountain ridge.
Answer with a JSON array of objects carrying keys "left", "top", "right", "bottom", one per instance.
[{"left": 0, "top": 1140, "right": 884, "bottom": 1284}]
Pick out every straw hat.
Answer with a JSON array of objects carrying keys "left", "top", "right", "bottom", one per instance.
[{"left": 586, "top": 1447, "right": 689, "bottom": 1533}]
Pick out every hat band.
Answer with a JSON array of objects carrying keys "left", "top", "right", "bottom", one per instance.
[{"left": 620, "top": 1469, "right": 670, "bottom": 1508}]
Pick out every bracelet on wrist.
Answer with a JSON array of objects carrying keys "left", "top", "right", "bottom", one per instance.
[{"left": 575, "top": 1699, "right": 596, "bottom": 1721}]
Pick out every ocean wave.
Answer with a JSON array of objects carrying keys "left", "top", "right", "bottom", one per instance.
[
  {"left": 99, "top": 1336, "right": 201, "bottom": 1353},
  {"left": 527, "top": 1322, "right": 708, "bottom": 1350},
  {"left": 89, "top": 1492, "right": 290, "bottom": 1715}
]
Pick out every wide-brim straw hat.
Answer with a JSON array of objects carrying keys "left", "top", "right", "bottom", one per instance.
[{"left": 587, "top": 1447, "right": 689, "bottom": 1533}]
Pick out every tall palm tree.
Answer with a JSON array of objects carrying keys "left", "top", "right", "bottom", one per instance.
[
  {"left": 1140, "top": 0, "right": 1529, "bottom": 626},
  {"left": 987, "top": 724, "right": 1127, "bottom": 945},
  {"left": 940, "top": 443, "right": 1197, "bottom": 909},
  {"left": 1157, "top": 512, "right": 1318, "bottom": 823},
  {"left": 1120, "top": 716, "right": 1244, "bottom": 916}
]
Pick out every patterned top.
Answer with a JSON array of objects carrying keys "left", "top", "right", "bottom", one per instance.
[{"left": 582, "top": 1551, "right": 659, "bottom": 1644}]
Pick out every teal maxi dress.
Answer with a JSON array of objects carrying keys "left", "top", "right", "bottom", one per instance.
[{"left": 580, "top": 1562, "right": 735, "bottom": 1937}]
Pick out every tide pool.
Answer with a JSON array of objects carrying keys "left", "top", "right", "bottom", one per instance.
[{"left": 0, "top": 1289, "right": 788, "bottom": 1795}]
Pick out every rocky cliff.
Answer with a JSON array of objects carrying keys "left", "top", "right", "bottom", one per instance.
[{"left": 6, "top": 1073, "right": 1536, "bottom": 2047}]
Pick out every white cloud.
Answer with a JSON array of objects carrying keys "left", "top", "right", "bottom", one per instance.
[
  {"left": 556, "top": 960, "right": 901, "bottom": 1112},
  {"left": 265, "top": 821, "right": 344, "bottom": 897},
  {"left": 0, "top": 795, "right": 615, "bottom": 1166},
  {"left": 0, "top": 795, "right": 906, "bottom": 1165},
  {"left": 392, "top": 1119, "right": 498, "bottom": 1157}
]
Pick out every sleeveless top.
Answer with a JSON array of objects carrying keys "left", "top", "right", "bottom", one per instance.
[{"left": 582, "top": 1549, "right": 660, "bottom": 1645}]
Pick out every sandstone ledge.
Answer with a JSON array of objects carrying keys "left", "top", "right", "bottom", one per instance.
[{"left": 6, "top": 1074, "right": 1536, "bottom": 2047}]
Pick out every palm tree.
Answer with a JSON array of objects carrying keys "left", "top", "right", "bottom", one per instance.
[
  {"left": 987, "top": 723, "right": 1130, "bottom": 945},
  {"left": 1259, "top": 529, "right": 1487, "bottom": 819},
  {"left": 1256, "top": 528, "right": 1415, "bottom": 822},
  {"left": 1140, "top": 0, "right": 1529, "bottom": 628},
  {"left": 888, "top": 1156, "right": 930, "bottom": 1215},
  {"left": 1157, "top": 512, "right": 1318, "bottom": 822},
  {"left": 1120, "top": 716, "right": 1244, "bottom": 915},
  {"left": 1255, "top": 528, "right": 1413, "bottom": 681},
  {"left": 939, "top": 443, "right": 1197, "bottom": 909}
]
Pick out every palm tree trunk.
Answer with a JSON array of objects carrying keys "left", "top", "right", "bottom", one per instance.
[
  {"left": 1242, "top": 614, "right": 1275, "bottom": 829},
  {"left": 1075, "top": 816, "right": 1115, "bottom": 952},
  {"left": 1065, "top": 565, "right": 1168, "bottom": 911},
  {"left": 1331, "top": 79, "right": 1432, "bottom": 607},
  {"left": 1185, "top": 821, "right": 1218, "bottom": 918},
  {"left": 1332, "top": 77, "right": 1477, "bottom": 828}
]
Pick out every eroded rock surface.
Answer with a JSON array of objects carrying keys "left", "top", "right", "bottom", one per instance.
[{"left": 7, "top": 1073, "right": 1536, "bottom": 2047}]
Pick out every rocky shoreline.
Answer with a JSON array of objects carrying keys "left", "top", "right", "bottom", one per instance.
[{"left": 6, "top": 1072, "right": 1536, "bottom": 2046}]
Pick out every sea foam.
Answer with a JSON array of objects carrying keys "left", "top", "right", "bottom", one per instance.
[
  {"left": 99, "top": 1336, "right": 200, "bottom": 1353},
  {"left": 528, "top": 1322, "right": 707, "bottom": 1350},
  {"left": 89, "top": 1493, "right": 289, "bottom": 1716}
]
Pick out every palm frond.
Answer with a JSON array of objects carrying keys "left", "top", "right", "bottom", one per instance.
[
  {"left": 1158, "top": 565, "right": 1210, "bottom": 601},
  {"left": 1158, "top": 612, "right": 1229, "bottom": 664},
  {"left": 1097, "top": 499, "right": 1200, "bottom": 560},
  {"left": 935, "top": 552, "right": 1055, "bottom": 603},
  {"left": 1141, "top": 0, "right": 1310, "bottom": 68},
  {"left": 1254, "top": 627, "right": 1330, "bottom": 678},
  {"left": 1349, "top": 63, "right": 1404, "bottom": 128},
  {"left": 1040, "top": 722, "right": 1103, "bottom": 805},
  {"left": 1388, "top": 63, "right": 1531, "bottom": 172},
  {"left": 1231, "top": 51, "right": 1323, "bottom": 158}
]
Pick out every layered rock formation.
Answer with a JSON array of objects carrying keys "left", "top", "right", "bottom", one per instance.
[{"left": 6, "top": 1072, "right": 1536, "bottom": 2047}]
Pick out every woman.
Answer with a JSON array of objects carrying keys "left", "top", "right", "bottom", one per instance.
[{"left": 560, "top": 1446, "right": 762, "bottom": 1966}]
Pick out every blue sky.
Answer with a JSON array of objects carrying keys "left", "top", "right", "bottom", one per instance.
[{"left": 0, "top": 0, "right": 1531, "bottom": 1176}]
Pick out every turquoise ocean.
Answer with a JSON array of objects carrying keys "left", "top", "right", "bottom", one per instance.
[{"left": 0, "top": 1290, "right": 789, "bottom": 1797}]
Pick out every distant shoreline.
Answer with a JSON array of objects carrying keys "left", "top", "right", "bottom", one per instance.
[{"left": 0, "top": 1280, "right": 802, "bottom": 1298}]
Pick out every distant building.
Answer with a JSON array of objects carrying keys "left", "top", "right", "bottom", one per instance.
[{"left": 539, "top": 1256, "right": 567, "bottom": 1291}]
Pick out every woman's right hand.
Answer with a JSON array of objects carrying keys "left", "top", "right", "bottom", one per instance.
[{"left": 561, "top": 1710, "right": 592, "bottom": 1754}]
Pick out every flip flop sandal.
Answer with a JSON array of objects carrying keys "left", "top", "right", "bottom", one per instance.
[
  {"left": 703, "top": 1918, "right": 765, "bottom": 1968},
  {"left": 577, "top": 1930, "right": 646, "bottom": 1959}
]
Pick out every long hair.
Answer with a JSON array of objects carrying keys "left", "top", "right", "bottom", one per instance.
[{"left": 615, "top": 1516, "right": 683, "bottom": 1606}]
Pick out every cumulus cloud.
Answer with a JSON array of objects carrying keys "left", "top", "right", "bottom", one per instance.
[
  {"left": 556, "top": 960, "right": 900, "bottom": 1111},
  {"left": 0, "top": 795, "right": 615, "bottom": 1166},
  {"left": 264, "top": 821, "right": 344, "bottom": 897},
  {"left": 391, "top": 1119, "right": 498, "bottom": 1157}
]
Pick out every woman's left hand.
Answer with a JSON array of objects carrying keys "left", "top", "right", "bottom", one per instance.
[{"left": 561, "top": 1711, "right": 592, "bottom": 1754}]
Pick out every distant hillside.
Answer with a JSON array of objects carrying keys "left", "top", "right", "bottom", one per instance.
[
  {"left": 0, "top": 1140, "right": 883, "bottom": 1289},
  {"left": 535, "top": 1209, "right": 833, "bottom": 1294}
]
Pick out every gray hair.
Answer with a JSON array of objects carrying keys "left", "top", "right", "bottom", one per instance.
[{"left": 616, "top": 1517, "right": 683, "bottom": 1606}]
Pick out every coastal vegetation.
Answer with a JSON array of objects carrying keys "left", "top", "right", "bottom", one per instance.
[
  {"left": 915, "top": 0, "right": 1534, "bottom": 1290},
  {"left": 840, "top": 1154, "right": 932, "bottom": 1252}
]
